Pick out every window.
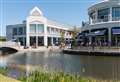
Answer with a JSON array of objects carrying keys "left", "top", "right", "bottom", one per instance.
[
  {"left": 98, "top": 8, "right": 110, "bottom": 22},
  {"left": 47, "top": 27, "right": 50, "bottom": 33},
  {"left": 30, "top": 24, "right": 36, "bottom": 33},
  {"left": 37, "top": 24, "right": 44, "bottom": 33},
  {"left": 112, "top": 7, "right": 120, "bottom": 21},
  {"left": 51, "top": 28, "right": 54, "bottom": 34},
  {"left": 13, "top": 28, "right": 17, "bottom": 35},
  {"left": 18, "top": 37, "right": 23, "bottom": 45},
  {"left": 90, "top": 11, "right": 96, "bottom": 19},
  {"left": 18, "top": 27, "right": 23, "bottom": 35},
  {"left": 23, "top": 27, "right": 26, "bottom": 35}
]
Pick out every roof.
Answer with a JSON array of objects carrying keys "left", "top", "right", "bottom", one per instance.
[
  {"left": 47, "top": 19, "right": 73, "bottom": 30},
  {"left": 30, "top": 6, "right": 43, "bottom": 16}
]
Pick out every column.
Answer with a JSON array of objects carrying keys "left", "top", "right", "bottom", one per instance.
[
  {"left": 108, "top": 27, "right": 112, "bottom": 45},
  {"left": 109, "top": 7, "right": 112, "bottom": 21},
  {"left": 26, "top": 20, "right": 30, "bottom": 47},
  {"left": 89, "top": 16, "right": 91, "bottom": 24},
  {"left": 44, "top": 36, "right": 47, "bottom": 46},
  {"left": 44, "top": 24, "right": 48, "bottom": 46},
  {"left": 95, "top": 9, "right": 98, "bottom": 23}
]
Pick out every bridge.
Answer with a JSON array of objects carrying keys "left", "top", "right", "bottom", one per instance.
[{"left": 0, "top": 41, "right": 21, "bottom": 55}]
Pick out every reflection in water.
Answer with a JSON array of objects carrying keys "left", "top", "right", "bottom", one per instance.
[
  {"left": 79, "top": 56, "right": 120, "bottom": 81},
  {"left": 0, "top": 57, "right": 7, "bottom": 67},
  {"left": 0, "top": 52, "right": 120, "bottom": 81}
]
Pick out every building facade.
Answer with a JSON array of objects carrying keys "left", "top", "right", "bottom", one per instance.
[
  {"left": 6, "top": 7, "right": 73, "bottom": 47},
  {"left": 81, "top": 0, "right": 120, "bottom": 46}
]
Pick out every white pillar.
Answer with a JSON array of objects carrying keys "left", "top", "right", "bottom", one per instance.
[
  {"left": 89, "top": 16, "right": 92, "bottom": 24},
  {"left": 26, "top": 20, "right": 30, "bottom": 47},
  {"left": 95, "top": 9, "right": 98, "bottom": 23},
  {"left": 108, "top": 27, "right": 112, "bottom": 44},
  {"left": 35, "top": 24, "right": 38, "bottom": 47},
  {"left": 51, "top": 37, "right": 54, "bottom": 46},
  {"left": 109, "top": 7, "right": 112, "bottom": 21},
  {"left": 44, "top": 24, "right": 48, "bottom": 46}
]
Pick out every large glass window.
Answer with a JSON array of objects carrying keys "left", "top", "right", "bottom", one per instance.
[
  {"left": 30, "top": 24, "right": 36, "bottom": 33},
  {"left": 37, "top": 24, "right": 44, "bottom": 33},
  {"left": 18, "top": 37, "right": 23, "bottom": 45},
  {"left": 47, "top": 27, "right": 50, "bottom": 33},
  {"left": 112, "top": 7, "right": 120, "bottom": 21},
  {"left": 13, "top": 28, "right": 17, "bottom": 35},
  {"left": 30, "top": 24, "right": 44, "bottom": 33},
  {"left": 98, "top": 8, "right": 110, "bottom": 22},
  {"left": 23, "top": 27, "right": 26, "bottom": 35},
  {"left": 18, "top": 27, "right": 23, "bottom": 35},
  {"left": 90, "top": 11, "right": 96, "bottom": 23}
]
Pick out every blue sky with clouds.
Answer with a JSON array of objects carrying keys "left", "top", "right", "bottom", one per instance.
[{"left": 0, "top": 0, "right": 101, "bottom": 36}]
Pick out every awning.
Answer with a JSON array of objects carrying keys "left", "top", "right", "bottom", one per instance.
[
  {"left": 112, "top": 28, "right": 120, "bottom": 35},
  {"left": 88, "top": 30, "right": 106, "bottom": 36}
]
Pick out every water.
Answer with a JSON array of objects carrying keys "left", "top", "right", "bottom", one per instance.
[{"left": 0, "top": 51, "right": 120, "bottom": 81}]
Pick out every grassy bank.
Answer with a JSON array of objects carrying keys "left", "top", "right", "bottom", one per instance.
[
  {"left": 0, "top": 67, "right": 95, "bottom": 82},
  {"left": 19, "top": 71, "right": 94, "bottom": 82}
]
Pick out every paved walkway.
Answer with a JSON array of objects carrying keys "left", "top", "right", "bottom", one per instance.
[
  {"left": 72, "top": 46, "right": 120, "bottom": 53},
  {"left": 63, "top": 46, "right": 120, "bottom": 56}
]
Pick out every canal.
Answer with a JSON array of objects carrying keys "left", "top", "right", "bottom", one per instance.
[{"left": 0, "top": 51, "right": 120, "bottom": 81}]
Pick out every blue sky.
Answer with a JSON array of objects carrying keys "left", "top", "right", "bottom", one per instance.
[{"left": 0, "top": 0, "right": 101, "bottom": 36}]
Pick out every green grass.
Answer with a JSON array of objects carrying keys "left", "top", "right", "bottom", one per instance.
[
  {"left": 0, "top": 67, "right": 95, "bottom": 82},
  {"left": 0, "top": 67, "right": 9, "bottom": 75},
  {"left": 19, "top": 71, "right": 93, "bottom": 82}
]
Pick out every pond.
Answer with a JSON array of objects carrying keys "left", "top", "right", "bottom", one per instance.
[{"left": 0, "top": 51, "right": 120, "bottom": 81}]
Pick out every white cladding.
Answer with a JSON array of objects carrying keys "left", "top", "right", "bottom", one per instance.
[{"left": 6, "top": 7, "right": 73, "bottom": 47}]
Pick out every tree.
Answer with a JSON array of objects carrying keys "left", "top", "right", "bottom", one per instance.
[
  {"left": 60, "top": 30, "right": 65, "bottom": 44},
  {"left": 71, "top": 26, "right": 80, "bottom": 48}
]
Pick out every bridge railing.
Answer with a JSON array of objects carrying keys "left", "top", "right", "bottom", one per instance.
[{"left": 0, "top": 41, "right": 20, "bottom": 48}]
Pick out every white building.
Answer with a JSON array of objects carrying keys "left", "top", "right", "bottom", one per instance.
[
  {"left": 6, "top": 7, "right": 73, "bottom": 47},
  {"left": 81, "top": 0, "right": 120, "bottom": 46}
]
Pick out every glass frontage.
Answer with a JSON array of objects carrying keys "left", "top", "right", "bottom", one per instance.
[
  {"left": 112, "top": 7, "right": 120, "bottom": 21},
  {"left": 30, "top": 36, "right": 44, "bottom": 46},
  {"left": 13, "top": 28, "right": 17, "bottom": 35},
  {"left": 13, "top": 27, "right": 26, "bottom": 36},
  {"left": 30, "top": 24, "right": 36, "bottom": 33},
  {"left": 18, "top": 37, "right": 26, "bottom": 46},
  {"left": 112, "top": 27, "right": 120, "bottom": 46},
  {"left": 30, "top": 24, "right": 44, "bottom": 33},
  {"left": 30, "top": 36, "right": 36, "bottom": 46},
  {"left": 98, "top": 8, "right": 110, "bottom": 22},
  {"left": 23, "top": 27, "right": 26, "bottom": 35},
  {"left": 18, "top": 27, "right": 23, "bottom": 35},
  {"left": 90, "top": 11, "right": 96, "bottom": 23},
  {"left": 37, "top": 24, "right": 44, "bottom": 33},
  {"left": 48, "top": 37, "right": 52, "bottom": 46},
  {"left": 38, "top": 37, "right": 44, "bottom": 46},
  {"left": 47, "top": 27, "right": 50, "bottom": 33}
]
